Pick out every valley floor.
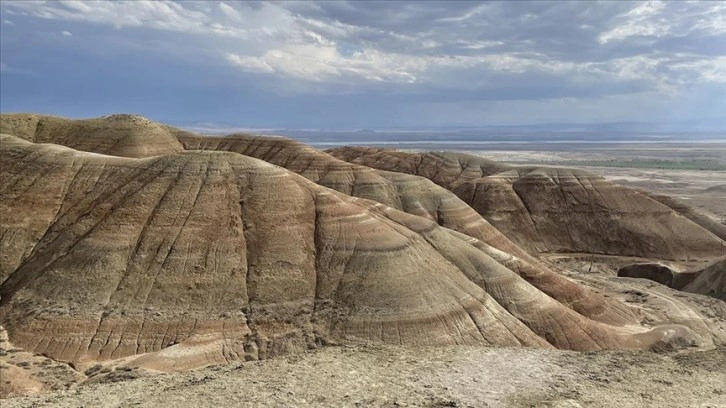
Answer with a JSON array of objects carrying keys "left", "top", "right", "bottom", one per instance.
[{"left": 4, "top": 344, "right": 726, "bottom": 408}]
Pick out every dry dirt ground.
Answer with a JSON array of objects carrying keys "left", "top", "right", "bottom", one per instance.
[{"left": 3, "top": 344, "right": 725, "bottom": 408}]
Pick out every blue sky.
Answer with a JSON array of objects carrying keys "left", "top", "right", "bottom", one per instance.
[{"left": 1, "top": 1, "right": 725, "bottom": 129}]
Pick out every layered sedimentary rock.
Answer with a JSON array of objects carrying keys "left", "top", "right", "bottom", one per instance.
[
  {"left": 3, "top": 113, "right": 725, "bottom": 375},
  {"left": 328, "top": 147, "right": 724, "bottom": 260},
  {"left": 0, "top": 113, "right": 183, "bottom": 158},
  {"left": 176, "top": 133, "right": 635, "bottom": 326},
  {"left": 1, "top": 133, "right": 704, "bottom": 372},
  {"left": 619, "top": 259, "right": 726, "bottom": 301},
  {"left": 177, "top": 134, "right": 531, "bottom": 257},
  {"left": 0, "top": 325, "right": 85, "bottom": 398}
]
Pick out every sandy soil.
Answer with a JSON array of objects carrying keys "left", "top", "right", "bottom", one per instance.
[{"left": 3, "top": 344, "right": 725, "bottom": 408}]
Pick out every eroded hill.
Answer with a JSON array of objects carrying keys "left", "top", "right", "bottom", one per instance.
[
  {"left": 1, "top": 114, "right": 724, "bottom": 398},
  {"left": 0, "top": 113, "right": 183, "bottom": 158},
  {"left": 328, "top": 147, "right": 724, "bottom": 260},
  {"left": 176, "top": 133, "right": 636, "bottom": 326}
]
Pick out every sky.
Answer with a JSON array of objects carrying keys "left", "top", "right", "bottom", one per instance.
[{"left": 1, "top": 1, "right": 725, "bottom": 129}]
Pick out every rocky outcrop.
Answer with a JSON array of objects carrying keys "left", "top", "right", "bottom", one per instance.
[
  {"left": 617, "top": 258, "right": 725, "bottom": 301},
  {"left": 682, "top": 258, "right": 726, "bottom": 301},
  {"left": 617, "top": 263, "right": 692, "bottom": 288}
]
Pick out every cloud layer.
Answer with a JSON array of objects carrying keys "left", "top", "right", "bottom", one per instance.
[{"left": 1, "top": 1, "right": 725, "bottom": 126}]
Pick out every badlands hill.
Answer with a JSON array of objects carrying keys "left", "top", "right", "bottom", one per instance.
[
  {"left": 1, "top": 113, "right": 725, "bottom": 398},
  {"left": 176, "top": 133, "right": 638, "bottom": 327},
  {"left": 328, "top": 147, "right": 724, "bottom": 260},
  {"left": 0, "top": 113, "right": 183, "bottom": 158},
  {"left": 1, "top": 132, "right": 683, "bottom": 362}
]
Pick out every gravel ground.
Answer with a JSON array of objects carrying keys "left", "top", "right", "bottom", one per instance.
[{"left": 4, "top": 344, "right": 725, "bottom": 408}]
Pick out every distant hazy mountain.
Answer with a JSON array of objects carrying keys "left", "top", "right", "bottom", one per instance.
[{"left": 172, "top": 119, "right": 726, "bottom": 134}]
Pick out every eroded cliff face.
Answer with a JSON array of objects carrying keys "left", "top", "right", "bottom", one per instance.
[
  {"left": 1, "top": 114, "right": 724, "bottom": 375},
  {"left": 328, "top": 147, "right": 724, "bottom": 260},
  {"left": 176, "top": 134, "right": 638, "bottom": 327},
  {"left": 176, "top": 135, "right": 511, "bottom": 248},
  {"left": 1, "top": 133, "right": 712, "bottom": 372}
]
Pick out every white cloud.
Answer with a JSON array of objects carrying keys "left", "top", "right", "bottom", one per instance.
[
  {"left": 437, "top": 4, "right": 493, "bottom": 23},
  {"left": 2, "top": 19, "right": 13, "bottom": 25},
  {"left": 228, "top": 45, "right": 419, "bottom": 83},
  {"left": 3, "top": 0, "right": 725, "bottom": 95},
  {"left": 692, "top": 6, "right": 726, "bottom": 35},
  {"left": 599, "top": 1, "right": 726, "bottom": 44},
  {"left": 598, "top": 1, "right": 669, "bottom": 44},
  {"left": 58, "top": 0, "right": 93, "bottom": 13},
  {"left": 226, "top": 53, "right": 274, "bottom": 74},
  {"left": 61, "top": 30, "right": 72, "bottom": 36},
  {"left": 670, "top": 56, "right": 726, "bottom": 83},
  {"left": 218, "top": 2, "right": 241, "bottom": 21},
  {"left": 3, "top": 0, "right": 235, "bottom": 36},
  {"left": 453, "top": 40, "right": 504, "bottom": 50}
]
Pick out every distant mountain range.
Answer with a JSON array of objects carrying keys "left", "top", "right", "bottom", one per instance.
[{"left": 171, "top": 118, "right": 726, "bottom": 135}]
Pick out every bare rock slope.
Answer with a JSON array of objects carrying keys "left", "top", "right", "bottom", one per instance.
[
  {"left": 0, "top": 325, "right": 85, "bottom": 398},
  {"left": 176, "top": 133, "right": 635, "bottom": 327},
  {"left": 645, "top": 192, "right": 726, "bottom": 242},
  {"left": 328, "top": 147, "right": 724, "bottom": 260},
  {"left": 1, "top": 131, "right": 708, "bottom": 376},
  {"left": 1, "top": 114, "right": 724, "bottom": 383},
  {"left": 682, "top": 258, "right": 726, "bottom": 300},
  {"left": 0, "top": 113, "right": 183, "bottom": 158}
]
